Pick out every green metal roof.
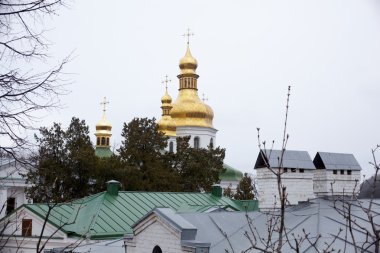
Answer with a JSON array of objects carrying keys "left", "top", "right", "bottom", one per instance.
[
  {"left": 95, "top": 147, "right": 113, "bottom": 158},
  {"left": 23, "top": 190, "right": 251, "bottom": 240},
  {"left": 219, "top": 163, "right": 243, "bottom": 181}
]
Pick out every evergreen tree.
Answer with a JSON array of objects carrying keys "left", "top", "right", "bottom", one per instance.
[
  {"left": 118, "top": 118, "right": 179, "bottom": 191},
  {"left": 234, "top": 173, "right": 255, "bottom": 200},
  {"left": 25, "top": 117, "right": 97, "bottom": 202},
  {"left": 174, "top": 136, "right": 225, "bottom": 192}
]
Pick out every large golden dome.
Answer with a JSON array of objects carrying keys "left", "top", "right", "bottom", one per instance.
[
  {"left": 158, "top": 89, "right": 177, "bottom": 136},
  {"left": 170, "top": 45, "right": 214, "bottom": 128}
]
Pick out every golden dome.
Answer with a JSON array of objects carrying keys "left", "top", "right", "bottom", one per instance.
[
  {"left": 179, "top": 45, "right": 198, "bottom": 75},
  {"left": 170, "top": 89, "right": 214, "bottom": 128},
  {"left": 158, "top": 116, "right": 176, "bottom": 137},
  {"left": 158, "top": 88, "right": 176, "bottom": 136},
  {"left": 171, "top": 44, "right": 214, "bottom": 128},
  {"left": 95, "top": 113, "right": 112, "bottom": 136},
  {"left": 161, "top": 90, "right": 172, "bottom": 104}
]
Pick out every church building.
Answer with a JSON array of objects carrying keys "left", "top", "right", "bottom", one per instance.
[
  {"left": 157, "top": 41, "right": 216, "bottom": 151},
  {"left": 94, "top": 97, "right": 113, "bottom": 158}
]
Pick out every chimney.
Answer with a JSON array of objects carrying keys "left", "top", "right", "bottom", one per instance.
[
  {"left": 211, "top": 184, "right": 222, "bottom": 197},
  {"left": 106, "top": 180, "right": 120, "bottom": 196}
]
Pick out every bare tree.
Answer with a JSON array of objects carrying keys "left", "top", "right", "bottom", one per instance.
[{"left": 0, "top": 0, "right": 69, "bottom": 161}]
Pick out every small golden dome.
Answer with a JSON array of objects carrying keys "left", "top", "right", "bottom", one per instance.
[
  {"left": 161, "top": 90, "right": 172, "bottom": 104},
  {"left": 179, "top": 45, "right": 198, "bottom": 75},
  {"left": 158, "top": 87, "right": 176, "bottom": 136},
  {"left": 95, "top": 113, "right": 112, "bottom": 135},
  {"left": 158, "top": 116, "right": 176, "bottom": 137}
]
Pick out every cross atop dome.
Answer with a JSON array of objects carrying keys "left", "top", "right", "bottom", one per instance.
[
  {"left": 162, "top": 75, "right": 171, "bottom": 91},
  {"left": 182, "top": 28, "right": 194, "bottom": 45},
  {"left": 100, "top": 97, "right": 109, "bottom": 113}
]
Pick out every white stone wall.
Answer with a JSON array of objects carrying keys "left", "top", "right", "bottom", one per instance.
[
  {"left": 313, "top": 170, "right": 361, "bottom": 196},
  {"left": 129, "top": 216, "right": 193, "bottom": 253},
  {"left": 1, "top": 208, "right": 75, "bottom": 253},
  {"left": 0, "top": 162, "right": 31, "bottom": 218},
  {"left": 164, "top": 136, "right": 177, "bottom": 153},
  {"left": 176, "top": 126, "right": 217, "bottom": 149},
  {"left": 256, "top": 168, "right": 315, "bottom": 209}
]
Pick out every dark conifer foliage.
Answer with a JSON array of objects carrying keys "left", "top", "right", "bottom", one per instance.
[
  {"left": 25, "top": 117, "right": 97, "bottom": 202},
  {"left": 26, "top": 117, "right": 227, "bottom": 202},
  {"left": 234, "top": 173, "right": 255, "bottom": 200}
]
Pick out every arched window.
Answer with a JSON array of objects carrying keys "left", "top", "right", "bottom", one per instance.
[
  {"left": 169, "top": 141, "right": 174, "bottom": 153},
  {"left": 194, "top": 137, "right": 200, "bottom": 149},
  {"left": 97, "top": 137, "right": 100, "bottom": 145},
  {"left": 106, "top": 138, "right": 110, "bottom": 146},
  {"left": 152, "top": 246, "right": 162, "bottom": 253},
  {"left": 101, "top": 137, "right": 105, "bottom": 145},
  {"left": 209, "top": 138, "right": 214, "bottom": 148}
]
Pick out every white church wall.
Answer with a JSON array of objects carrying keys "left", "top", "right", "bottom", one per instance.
[
  {"left": 176, "top": 126, "right": 217, "bottom": 149},
  {"left": 164, "top": 136, "right": 177, "bottom": 153},
  {"left": 257, "top": 168, "right": 315, "bottom": 209},
  {"left": 128, "top": 215, "right": 193, "bottom": 253},
  {"left": 313, "top": 170, "right": 361, "bottom": 196}
]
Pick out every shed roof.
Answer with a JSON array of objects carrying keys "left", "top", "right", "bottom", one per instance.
[
  {"left": 142, "top": 198, "right": 380, "bottom": 253},
  {"left": 254, "top": 149, "right": 315, "bottom": 170},
  {"left": 313, "top": 152, "right": 362, "bottom": 170},
  {"left": 22, "top": 190, "right": 251, "bottom": 240}
]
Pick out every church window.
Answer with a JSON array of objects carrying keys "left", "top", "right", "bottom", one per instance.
[
  {"left": 97, "top": 137, "right": 100, "bottom": 145},
  {"left": 283, "top": 168, "right": 287, "bottom": 173},
  {"left": 152, "top": 246, "right": 162, "bottom": 253},
  {"left": 299, "top": 169, "right": 304, "bottom": 173},
  {"left": 101, "top": 137, "right": 105, "bottom": 145},
  {"left": 6, "top": 197, "right": 15, "bottom": 215},
  {"left": 291, "top": 168, "right": 296, "bottom": 173},
  {"left": 347, "top": 170, "right": 352, "bottom": 175},
  {"left": 340, "top": 170, "right": 344, "bottom": 175},
  {"left": 106, "top": 138, "right": 110, "bottom": 146},
  {"left": 169, "top": 141, "right": 174, "bottom": 152},
  {"left": 333, "top": 170, "right": 337, "bottom": 175},
  {"left": 194, "top": 137, "right": 200, "bottom": 149},
  {"left": 210, "top": 138, "right": 214, "bottom": 148},
  {"left": 22, "top": 219, "right": 32, "bottom": 236}
]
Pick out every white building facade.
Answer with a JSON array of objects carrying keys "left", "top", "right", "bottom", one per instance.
[{"left": 0, "top": 158, "right": 31, "bottom": 219}]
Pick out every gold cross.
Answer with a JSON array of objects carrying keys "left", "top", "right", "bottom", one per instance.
[
  {"left": 182, "top": 28, "right": 194, "bottom": 45},
  {"left": 100, "top": 97, "right": 109, "bottom": 113},
  {"left": 202, "top": 93, "right": 208, "bottom": 102},
  {"left": 162, "top": 75, "right": 171, "bottom": 91}
]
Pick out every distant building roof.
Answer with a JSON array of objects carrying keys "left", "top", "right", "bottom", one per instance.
[
  {"left": 313, "top": 152, "right": 362, "bottom": 171},
  {"left": 254, "top": 149, "right": 315, "bottom": 170},
  {"left": 135, "top": 198, "right": 380, "bottom": 253},
  {"left": 95, "top": 147, "right": 113, "bottom": 158},
  {"left": 219, "top": 164, "right": 243, "bottom": 181},
  {"left": 20, "top": 189, "right": 255, "bottom": 240}
]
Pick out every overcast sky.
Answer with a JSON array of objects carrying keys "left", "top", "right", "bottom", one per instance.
[{"left": 40, "top": 0, "right": 380, "bottom": 177}]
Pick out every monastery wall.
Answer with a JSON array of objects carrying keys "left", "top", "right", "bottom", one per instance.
[
  {"left": 313, "top": 170, "right": 361, "bottom": 196},
  {"left": 257, "top": 168, "right": 315, "bottom": 209}
]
